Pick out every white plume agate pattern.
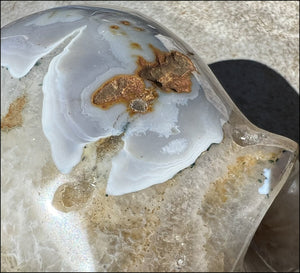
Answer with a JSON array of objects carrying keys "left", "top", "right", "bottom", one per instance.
[{"left": 1, "top": 6, "right": 225, "bottom": 195}]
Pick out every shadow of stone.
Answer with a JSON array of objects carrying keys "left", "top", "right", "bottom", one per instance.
[{"left": 209, "top": 60, "right": 299, "bottom": 144}]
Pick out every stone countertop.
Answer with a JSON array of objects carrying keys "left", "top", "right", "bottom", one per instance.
[{"left": 1, "top": 1, "right": 299, "bottom": 92}]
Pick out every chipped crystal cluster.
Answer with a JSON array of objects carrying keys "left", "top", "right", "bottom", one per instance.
[{"left": 1, "top": 5, "right": 298, "bottom": 272}]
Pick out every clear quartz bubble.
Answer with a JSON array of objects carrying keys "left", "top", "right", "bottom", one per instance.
[{"left": 1, "top": 5, "right": 298, "bottom": 272}]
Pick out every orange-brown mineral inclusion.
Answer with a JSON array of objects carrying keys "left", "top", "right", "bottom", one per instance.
[
  {"left": 1, "top": 95, "right": 26, "bottom": 131},
  {"left": 120, "top": 20, "right": 131, "bottom": 26},
  {"left": 110, "top": 25, "right": 119, "bottom": 30},
  {"left": 130, "top": 42, "right": 142, "bottom": 50},
  {"left": 91, "top": 44, "right": 195, "bottom": 115},
  {"left": 133, "top": 27, "right": 145, "bottom": 32},
  {"left": 91, "top": 75, "right": 157, "bottom": 115}
]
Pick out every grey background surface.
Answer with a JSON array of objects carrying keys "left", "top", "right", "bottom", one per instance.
[{"left": 1, "top": 1, "right": 299, "bottom": 92}]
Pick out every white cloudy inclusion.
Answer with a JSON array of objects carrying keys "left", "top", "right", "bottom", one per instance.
[
  {"left": 1, "top": 6, "right": 225, "bottom": 195},
  {"left": 258, "top": 168, "right": 272, "bottom": 195}
]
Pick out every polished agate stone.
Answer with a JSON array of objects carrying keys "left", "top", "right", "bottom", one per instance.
[
  {"left": 2, "top": 5, "right": 224, "bottom": 196},
  {"left": 1, "top": 6, "right": 298, "bottom": 272}
]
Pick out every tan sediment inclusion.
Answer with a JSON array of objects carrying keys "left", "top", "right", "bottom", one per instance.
[
  {"left": 133, "top": 26, "right": 145, "bottom": 31},
  {"left": 118, "top": 19, "right": 144, "bottom": 31},
  {"left": 52, "top": 136, "right": 122, "bottom": 213},
  {"left": 46, "top": 123, "right": 288, "bottom": 271},
  {"left": 203, "top": 151, "right": 281, "bottom": 205},
  {"left": 120, "top": 20, "right": 131, "bottom": 26},
  {"left": 91, "top": 44, "right": 196, "bottom": 115},
  {"left": 52, "top": 181, "right": 95, "bottom": 213},
  {"left": 130, "top": 42, "right": 142, "bottom": 50},
  {"left": 200, "top": 149, "right": 284, "bottom": 271},
  {"left": 109, "top": 25, "right": 119, "bottom": 30},
  {"left": 1, "top": 95, "right": 26, "bottom": 131}
]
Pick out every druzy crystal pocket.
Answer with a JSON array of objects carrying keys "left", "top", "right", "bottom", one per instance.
[{"left": 1, "top": 6, "right": 225, "bottom": 195}]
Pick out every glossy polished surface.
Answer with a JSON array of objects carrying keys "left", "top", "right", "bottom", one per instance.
[
  {"left": 1, "top": 5, "right": 298, "bottom": 272},
  {"left": 2, "top": 6, "right": 225, "bottom": 195}
]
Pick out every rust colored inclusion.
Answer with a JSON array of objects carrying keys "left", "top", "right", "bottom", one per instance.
[
  {"left": 110, "top": 25, "right": 120, "bottom": 30},
  {"left": 130, "top": 42, "right": 142, "bottom": 50},
  {"left": 137, "top": 45, "right": 196, "bottom": 93},
  {"left": 91, "top": 45, "right": 196, "bottom": 115},
  {"left": 91, "top": 75, "right": 157, "bottom": 114},
  {"left": 120, "top": 20, "right": 131, "bottom": 26},
  {"left": 133, "top": 27, "right": 145, "bottom": 32},
  {"left": 1, "top": 95, "right": 26, "bottom": 131}
]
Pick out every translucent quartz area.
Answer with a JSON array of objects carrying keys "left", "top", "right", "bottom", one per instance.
[{"left": 1, "top": 6, "right": 298, "bottom": 272}]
